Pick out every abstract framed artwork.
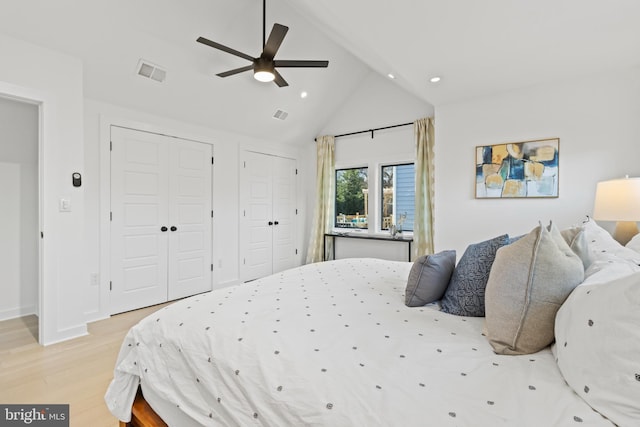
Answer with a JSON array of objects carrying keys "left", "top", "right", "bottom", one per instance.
[{"left": 475, "top": 138, "right": 559, "bottom": 198}]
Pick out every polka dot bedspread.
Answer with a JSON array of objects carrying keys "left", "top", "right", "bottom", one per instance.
[{"left": 106, "top": 258, "right": 613, "bottom": 426}]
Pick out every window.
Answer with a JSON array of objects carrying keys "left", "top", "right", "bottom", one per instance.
[
  {"left": 335, "top": 167, "right": 368, "bottom": 229},
  {"left": 381, "top": 163, "right": 415, "bottom": 232}
]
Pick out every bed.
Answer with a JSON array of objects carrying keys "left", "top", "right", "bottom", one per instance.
[{"left": 106, "top": 220, "right": 640, "bottom": 426}]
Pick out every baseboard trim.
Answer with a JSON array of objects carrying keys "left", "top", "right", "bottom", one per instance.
[
  {"left": 0, "top": 304, "right": 37, "bottom": 322},
  {"left": 42, "top": 324, "right": 88, "bottom": 346}
]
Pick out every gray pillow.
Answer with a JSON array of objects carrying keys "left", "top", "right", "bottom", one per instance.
[
  {"left": 485, "top": 223, "right": 584, "bottom": 355},
  {"left": 440, "top": 234, "right": 509, "bottom": 316},
  {"left": 405, "top": 250, "right": 456, "bottom": 307}
]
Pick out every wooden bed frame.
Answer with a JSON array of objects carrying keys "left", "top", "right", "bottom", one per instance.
[{"left": 119, "top": 387, "right": 167, "bottom": 427}]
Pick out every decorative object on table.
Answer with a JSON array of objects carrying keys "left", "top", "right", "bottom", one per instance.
[
  {"left": 475, "top": 138, "right": 559, "bottom": 198},
  {"left": 592, "top": 175, "right": 640, "bottom": 245},
  {"left": 389, "top": 224, "right": 397, "bottom": 237},
  {"left": 396, "top": 212, "right": 407, "bottom": 235}
]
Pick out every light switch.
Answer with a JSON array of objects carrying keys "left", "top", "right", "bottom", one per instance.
[{"left": 59, "top": 198, "right": 71, "bottom": 212}]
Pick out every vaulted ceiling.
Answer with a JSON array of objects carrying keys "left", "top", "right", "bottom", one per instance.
[
  {"left": 289, "top": 0, "right": 640, "bottom": 107},
  {"left": 2, "top": 0, "right": 639, "bottom": 145}
]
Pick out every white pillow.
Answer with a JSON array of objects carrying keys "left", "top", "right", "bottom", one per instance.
[
  {"left": 626, "top": 232, "right": 640, "bottom": 253},
  {"left": 555, "top": 272, "right": 640, "bottom": 426},
  {"left": 584, "top": 253, "right": 640, "bottom": 281},
  {"left": 583, "top": 218, "right": 640, "bottom": 265},
  {"left": 560, "top": 225, "right": 590, "bottom": 269}
]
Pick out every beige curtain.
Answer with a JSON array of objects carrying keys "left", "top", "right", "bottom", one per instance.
[
  {"left": 306, "top": 135, "right": 335, "bottom": 263},
  {"left": 413, "top": 117, "right": 435, "bottom": 259}
]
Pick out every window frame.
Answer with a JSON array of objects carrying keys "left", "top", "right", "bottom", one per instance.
[
  {"left": 334, "top": 165, "right": 369, "bottom": 231},
  {"left": 379, "top": 162, "right": 415, "bottom": 234}
]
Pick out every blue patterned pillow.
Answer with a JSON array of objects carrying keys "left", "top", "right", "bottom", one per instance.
[{"left": 440, "top": 234, "right": 509, "bottom": 317}]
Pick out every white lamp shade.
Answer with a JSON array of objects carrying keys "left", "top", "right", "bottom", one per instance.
[{"left": 593, "top": 177, "right": 640, "bottom": 221}]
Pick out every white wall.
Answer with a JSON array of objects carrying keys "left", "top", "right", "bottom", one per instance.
[
  {"left": 302, "top": 71, "right": 434, "bottom": 261},
  {"left": 83, "top": 99, "right": 304, "bottom": 321},
  {"left": 435, "top": 69, "right": 640, "bottom": 257},
  {"left": 0, "top": 31, "right": 309, "bottom": 334},
  {"left": 0, "top": 97, "right": 38, "bottom": 320},
  {"left": 0, "top": 33, "right": 85, "bottom": 344}
]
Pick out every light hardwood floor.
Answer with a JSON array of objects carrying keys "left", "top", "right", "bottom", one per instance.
[{"left": 0, "top": 304, "right": 168, "bottom": 427}]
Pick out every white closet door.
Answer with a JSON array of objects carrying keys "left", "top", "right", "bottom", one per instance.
[
  {"left": 240, "top": 152, "right": 297, "bottom": 282},
  {"left": 241, "top": 151, "right": 274, "bottom": 281},
  {"left": 272, "top": 156, "right": 296, "bottom": 273},
  {"left": 111, "top": 127, "right": 213, "bottom": 314},
  {"left": 167, "top": 140, "right": 213, "bottom": 300},
  {"left": 110, "top": 127, "right": 169, "bottom": 314}
]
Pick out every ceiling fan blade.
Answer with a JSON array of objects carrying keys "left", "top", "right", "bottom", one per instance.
[
  {"left": 274, "top": 60, "right": 329, "bottom": 68},
  {"left": 197, "top": 37, "right": 254, "bottom": 62},
  {"left": 273, "top": 69, "right": 288, "bottom": 87},
  {"left": 262, "top": 24, "right": 289, "bottom": 59},
  {"left": 216, "top": 65, "right": 254, "bottom": 78}
]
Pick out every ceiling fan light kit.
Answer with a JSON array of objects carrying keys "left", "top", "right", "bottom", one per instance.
[
  {"left": 197, "top": 0, "right": 328, "bottom": 87},
  {"left": 254, "top": 58, "right": 276, "bottom": 82}
]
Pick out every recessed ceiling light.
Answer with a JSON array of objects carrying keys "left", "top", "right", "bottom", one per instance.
[
  {"left": 387, "top": 73, "right": 396, "bottom": 79},
  {"left": 430, "top": 76, "right": 441, "bottom": 83},
  {"left": 300, "top": 91, "right": 308, "bottom": 99}
]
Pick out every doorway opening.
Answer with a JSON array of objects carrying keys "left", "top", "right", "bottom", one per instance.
[{"left": 0, "top": 95, "right": 40, "bottom": 347}]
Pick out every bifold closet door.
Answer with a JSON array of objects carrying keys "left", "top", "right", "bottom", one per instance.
[
  {"left": 110, "top": 127, "right": 212, "bottom": 314},
  {"left": 241, "top": 151, "right": 274, "bottom": 281},
  {"left": 110, "top": 127, "right": 169, "bottom": 314},
  {"left": 240, "top": 151, "right": 296, "bottom": 282},
  {"left": 271, "top": 155, "right": 296, "bottom": 274},
  {"left": 166, "top": 140, "right": 213, "bottom": 301}
]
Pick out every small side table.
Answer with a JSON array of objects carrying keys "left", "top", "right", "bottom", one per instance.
[{"left": 323, "top": 232, "right": 413, "bottom": 262}]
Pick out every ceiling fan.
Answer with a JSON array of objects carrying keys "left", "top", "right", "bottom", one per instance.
[{"left": 196, "top": 0, "right": 329, "bottom": 87}]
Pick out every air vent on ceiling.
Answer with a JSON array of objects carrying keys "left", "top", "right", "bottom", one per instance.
[
  {"left": 136, "top": 59, "right": 167, "bottom": 83},
  {"left": 273, "top": 109, "right": 288, "bottom": 121}
]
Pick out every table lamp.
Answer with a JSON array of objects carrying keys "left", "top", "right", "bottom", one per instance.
[{"left": 592, "top": 176, "right": 640, "bottom": 245}]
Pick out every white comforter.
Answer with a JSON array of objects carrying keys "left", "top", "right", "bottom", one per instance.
[{"left": 106, "top": 258, "right": 613, "bottom": 426}]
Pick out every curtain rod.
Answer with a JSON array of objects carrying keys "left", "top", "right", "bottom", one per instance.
[{"left": 314, "top": 121, "right": 413, "bottom": 142}]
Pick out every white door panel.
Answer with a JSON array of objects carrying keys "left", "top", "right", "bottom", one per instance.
[
  {"left": 124, "top": 203, "right": 160, "bottom": 226},
  {"left": 167, "top": 140, "right": 212, "bottom": 301},
  {"left": 110, "top": 127, "right": 168, "bottom": 314},
  {"left": 241, "top": 151, "right": 273, "bottom": 281},
  {"left": 124, "top": 171, "right": 159, "bottom": 195},
  {"left": 124, "top": 234, "right": 159, "bottom": 258},
  {"left": 272, "top": 156, "right": 296, "bottom": 273},
  {"left": 240, "top": 152, "right": 296, "bottom": 281},
  {"left": 111, "top": 127, "right": 212, "bottom": 313},
  {"left": 178, "top": 204, "right": 205, "bottom": 224}
]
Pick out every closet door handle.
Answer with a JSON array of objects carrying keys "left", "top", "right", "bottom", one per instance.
[
  {"left": 268, "top": 221, "right": 274, "bottom": 226},
  {"left": 161, "top": 226, "right": 168, "bottom": 232},
  {"left": 274, "top": 221, "right": 279, "bottom": 225},
  {"left": 170, "top": 226, "right": 178, "bottom": 232}
]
